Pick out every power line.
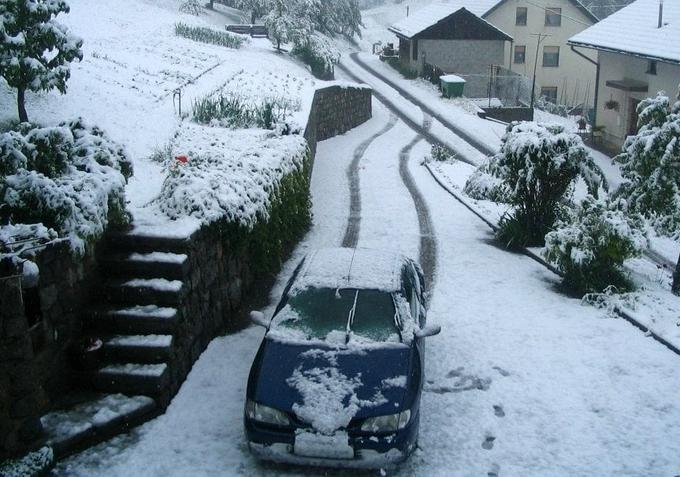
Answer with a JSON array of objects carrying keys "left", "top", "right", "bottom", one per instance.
[{"left": 522, "top": 0, "right": 595, "bottom": 27}]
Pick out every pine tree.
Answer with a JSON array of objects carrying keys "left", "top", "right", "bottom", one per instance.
[
  {"left": 0, "top": 0, "right": 83, "bottom": 122},
  {"left": 615, "top": 87, "right": 680, "bottom": 237}
]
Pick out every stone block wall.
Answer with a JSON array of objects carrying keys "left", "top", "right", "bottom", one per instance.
[
  {"left": 305, "top": 84, "right": 373, "bottom": 158},
  {"left": 0, "top": 241, "right": 100, "bottom": 460}
]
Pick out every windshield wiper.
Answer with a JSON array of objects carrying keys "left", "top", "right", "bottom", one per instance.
[{"left": 345, "top": 289, "right": 359, "bottom": 344}]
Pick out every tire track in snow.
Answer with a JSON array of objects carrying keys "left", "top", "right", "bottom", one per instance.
[
  {"left": 342, "top": 114, "right": 398, "bottom": 248},
  {"left": 400, "top": 117, "right": 438, "bottom": 291}
]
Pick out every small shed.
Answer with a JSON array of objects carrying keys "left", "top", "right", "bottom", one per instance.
[{"left": 388, "top": 6, "right": 512, "bottom": 87}]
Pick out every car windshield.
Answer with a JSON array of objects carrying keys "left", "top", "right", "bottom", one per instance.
[{"left": 273, "top": 287, "right": 399, "bottom": 342}]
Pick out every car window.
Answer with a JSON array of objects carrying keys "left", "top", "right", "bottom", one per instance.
[
  {"left": 273, "top": 287, "right": 399, "bottom": 342},
  {"left": 351, "top": 290, "right": 399, "bottom": 341}
]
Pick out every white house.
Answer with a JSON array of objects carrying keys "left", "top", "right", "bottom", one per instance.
[
  {"left": 569, "top": 0, "right": 680, "bottom": 149},
  {"left": 390, "top": 0, "right": 599, "bottom": 107}
]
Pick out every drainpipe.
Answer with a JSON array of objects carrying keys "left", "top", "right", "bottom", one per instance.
[
  {"left": 570, "top": 44, "right": 599, "bottom": 127},
  {"left": 509, "top": 39, "right": 514, "bottom": 72}
]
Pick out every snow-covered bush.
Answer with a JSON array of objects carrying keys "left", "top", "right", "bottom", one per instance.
[
  {"left": 0, "top": 0, "right": 83, "bottom": 122},
  {"left": 535, "top": 96, "right": 569, "bottom": 118},
  {"left": 544, "top": 196, "right": 645, "bottom": 295},
  {"left": 0, "top": 446, "right": 53, "bottom": 477},
  {"left": 615, "top": 87, "right": 680, "bottom": 238},
  {"left": 174, "top": 23, "right": 246, "bottom": 48},
  {"left": 155, "top": 124, "right": 311, "bottom": 274},
  {"left": 0, "top": 120, "right": 132, "bottom": 253},
  {"left": 429, "top": 143, "right": 454, "bottom": 162},
  {"left": 463, "top": 161, "right": 508, "bottom": 202},
  {"left": 292, "top": 33, "right": 340, "bottom": 80},
  {"left": 489, "top": 122, "right": 605, "bottom": 247},
  {"left": 179, "top": 0, "right": 204, "bottom": 15}
]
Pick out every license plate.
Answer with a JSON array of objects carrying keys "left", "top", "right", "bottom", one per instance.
[{"left": 293, "top": 431, "right": 354, "bottom": 459}]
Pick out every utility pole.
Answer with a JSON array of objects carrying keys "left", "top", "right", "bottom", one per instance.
[{"left": 529, "top": 33, "right": 550, "bottom": 110}]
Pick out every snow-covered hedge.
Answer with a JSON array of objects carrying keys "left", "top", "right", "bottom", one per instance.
[
  {"left": 484, "top": 122, "right": 605, "bottom": 247},
  {"left": 0, "top": 119, "right": 132, "bottom": 254},
  {"left": 154, "top": 123, "right": 311, "bottom": 274},
  {"left": 0, "top": 446, "right": 53, "bottom": 477},
  {"left": 544, "top": 196, "right": 645, "bottom": 295},
  {"left": 463, "top": 162, "right": 509, "bottom": 202},
  {"left": 615, "top": 88, "right": 680, "bottom": 238},
  {"left": 292, "top": 33, "right": 340, "bottom": 80}
]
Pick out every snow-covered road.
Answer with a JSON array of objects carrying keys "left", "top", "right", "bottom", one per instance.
[{"left": 58, "top": 100, "right": 680, "bottom": 477}]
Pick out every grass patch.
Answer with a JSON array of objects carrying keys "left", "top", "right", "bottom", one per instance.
[
  {"left": 192, "top": 93, "right": 297, "bottom": 129},
  {"left": 174, "top": 23, "right": 246, "bottom": 49}
]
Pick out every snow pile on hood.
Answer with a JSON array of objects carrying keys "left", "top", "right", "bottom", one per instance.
[
  {"left": 286, "top": 351, "right": 387, "bottom": 434},
  {"left": 155, "top": 123, "right": 308, "bottom": 227}
]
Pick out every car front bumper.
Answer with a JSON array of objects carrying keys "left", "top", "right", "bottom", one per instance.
[{"left": 245, "top": 413, "right": 419, "bottom": 469}]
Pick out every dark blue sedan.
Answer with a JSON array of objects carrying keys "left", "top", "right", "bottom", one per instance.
[{"left": 245, "top": 248, "right": 440, "bottom": 469}]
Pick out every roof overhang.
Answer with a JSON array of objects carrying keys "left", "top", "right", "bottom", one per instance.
[
  {"left": 568, "top": 40, "right": 680, "bottom": 66},
  {"left": 605, "top": 79, "right": 649, "bottom": 92}
]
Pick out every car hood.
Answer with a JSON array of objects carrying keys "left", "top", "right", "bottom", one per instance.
[{"left": 251, "top": 339, "right": 416, "bottom": 432}]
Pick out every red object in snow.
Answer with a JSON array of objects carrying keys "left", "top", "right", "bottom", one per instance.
[{"left": 175, "top": 155, "right": 189, "bottom": 164}]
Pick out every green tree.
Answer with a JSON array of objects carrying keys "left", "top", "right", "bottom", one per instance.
[{"left": 0, "top": 0, "right": 83, "bottom": 122}]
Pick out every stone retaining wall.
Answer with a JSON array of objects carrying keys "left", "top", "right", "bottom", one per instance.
[
  {"left": 305, "top": 84, "right": 373, "bottom": 159},
  {"left": 0, "top": 241, "right": 99, "bottom": 461}
]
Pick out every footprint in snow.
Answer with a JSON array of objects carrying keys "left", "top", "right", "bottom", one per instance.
[
  {"left": 426, "top": 368, "right": 491, "bottom": 394},
  {"left": 493, "top": 405, "right": 505, "bottom": 417},
  {"left": 488, "top": 463, "right": 501, "bottom": 477},
  {"left": 482, "top": 435, "right": 496, "bottom": 450},
  {"left": 492, "top": 366, "right": 510, "bottom": 377}
]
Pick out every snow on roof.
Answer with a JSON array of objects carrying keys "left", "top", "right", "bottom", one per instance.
[
  {"left": 294, "top": 248, "right": 408, "bottom": 293},
  {"left": 569, "top": 0, "right": 680, "bottom": 64},
  {"left": 388, "top": 1, "right": 500, "bottom": 38}
]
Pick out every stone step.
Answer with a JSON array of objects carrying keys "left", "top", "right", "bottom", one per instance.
[
  {"left": 41, "top": 393, "right": 157, "bottom": 459},
  {"left": 100, "top": 252, "right": 189, "bottom": 280},
  {"left": 106, "top": 233, "right": 190, "bottom": 254},
  {"left": 92, "top": 363, "right": 169, "bottom": 398},
  {"left": 87, "top": 306, "right": 180, "bottom": 335},
  {"left": 101, "top": 334, "right": 174, "bottom": 364},
  {"left": 102, "top": 278, "right": 185, "bottom": 307}
]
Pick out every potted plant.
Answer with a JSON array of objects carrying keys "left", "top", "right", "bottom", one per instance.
[{"left": 604, "top": 97, "right": 619, "bottom": 111}]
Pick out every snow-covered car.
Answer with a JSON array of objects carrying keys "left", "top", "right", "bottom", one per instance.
[{"left": 244, "top": 247, "right": 441, "bottom": 469}]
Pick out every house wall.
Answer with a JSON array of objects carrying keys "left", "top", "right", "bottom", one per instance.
[
  {"left": 486, "top": 0, "right": 598, "bottom": 106},
  {"left": 595, "top": 51, "right": 680, "bottom": 148}
]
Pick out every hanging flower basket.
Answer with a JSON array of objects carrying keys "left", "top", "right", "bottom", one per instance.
[{"left": 604, "top": 99, "right": 620, "bottom": 111}]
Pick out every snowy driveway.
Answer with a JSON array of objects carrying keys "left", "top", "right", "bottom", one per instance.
[{"left": 57, "top": 102, "right": 680, "bottom": 477}]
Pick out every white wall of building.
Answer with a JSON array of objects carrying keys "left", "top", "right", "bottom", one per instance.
[
  {"left": 486, "top": 0, "right": 598, "bottom": 106},
  {"left": 596, "top": 51, "right": 680, "bottom": 147}
]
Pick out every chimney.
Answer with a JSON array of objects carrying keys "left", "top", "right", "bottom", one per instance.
[{"left": 658, "top": 0, "right": 664, "bottom": 28}]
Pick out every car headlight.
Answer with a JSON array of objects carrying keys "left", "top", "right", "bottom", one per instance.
[
  {"left": 360, "top": 410, "right": 411, "bottom": 433},
  {"left": 245, "top": 399, "right": 290, "bottom": 426}
]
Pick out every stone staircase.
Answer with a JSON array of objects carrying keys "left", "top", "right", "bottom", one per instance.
[{"left": 84, "top": 233, "right": 191, "bottom": 408}]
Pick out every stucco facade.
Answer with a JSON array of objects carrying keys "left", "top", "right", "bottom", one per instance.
[
  {"left": 485, "top": 0, "right": 598, "bottom": 107},
  {"left": 595, "top": 51, "right": 680, "bottom": 148}
]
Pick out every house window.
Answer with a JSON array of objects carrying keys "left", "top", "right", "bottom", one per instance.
[
  {"left": 646, "top": 60, "right": 657, "bottom": 75},
  {"left": 543, "top": 46, "right": 560, "bottom": 67},
  {"left": 516, "top": 7, "right": 528, "bottom": 26},
  {"left": 545, "top": 7, "right": 562, "bottom": 26},
  {"left": 541, "top": 87, "right": 558, "bottom": 103},
  {"left": 514, "top": 45, "right": 526, "bottom": 64},
  {"left": 412, "top": 39, "right": 418, "bottom": 61}
]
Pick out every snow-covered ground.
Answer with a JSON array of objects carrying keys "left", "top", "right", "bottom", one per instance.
[{"left": 57, "top": 101, "right": 680, "bottom": 476}]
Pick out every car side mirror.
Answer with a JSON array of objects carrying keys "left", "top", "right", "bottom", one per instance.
[
  {"left": 415, "top": 323, "right": 441, "bottom": 338},
  {"left": 250, "top": 311, "right": 269, "bottom": 328}
]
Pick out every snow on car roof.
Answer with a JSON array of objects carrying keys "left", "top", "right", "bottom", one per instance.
[{"left": 293, "top": 248, "right": 409, "bottom": 293}]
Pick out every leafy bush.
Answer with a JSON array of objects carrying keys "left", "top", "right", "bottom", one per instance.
[
  {"left": 544, "top": 196, "right": 645, "bottom": 295},
  {"left": 0, "top": 446, "right": 53, "bottom": 477},
  {"left": 292, "top": 34, "right": 340, "bottom": 80},
  {"left": 179, "top": 0, "right": 203, "bottom": 15},
  {"left": 489, "top": 122, "right": 606, "bottom": 248},
  {"left": 174, "top": 23, "right": 246, "bottom": 48},
  {"left": 535, "top": 96, "right": 570, "bottom": 117},
  {"left": 385, "top": 57, "right": 418, "bottom": 80},
  {"left": 422, "top": 62, "right": 445, "bottom": 85},
  {"left": 429, "top": 143, "right": 455, "bottom": 162},
  {"left": 463, "top": 161, "right": 509, "bottom": 202},
  {"left": 614, "top": 87, "right": 680, "bottom": 238},
  {"left": 0, "top": 119, "right": 132, "bottom": 253},
  {"left": 192, "top": 92, "right": 297, "bottom": 129}
]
